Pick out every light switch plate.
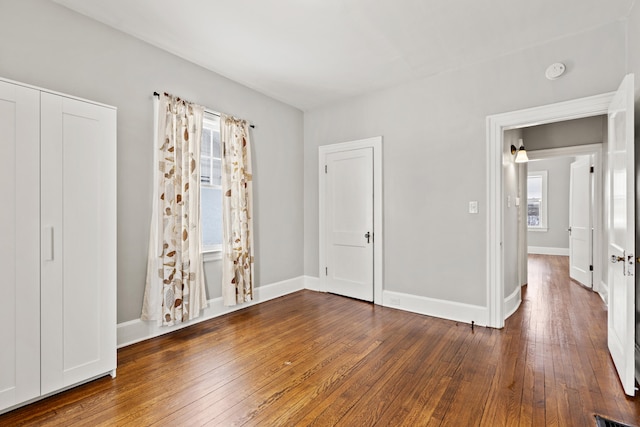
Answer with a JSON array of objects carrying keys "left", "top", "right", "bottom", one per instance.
[{"left": 469, "top": 201, "right": 478, "bottom": 214}]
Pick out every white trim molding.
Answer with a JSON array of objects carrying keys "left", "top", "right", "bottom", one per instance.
[
  {"left": 527, "top": 246, "right": 570, "bottom": 256},
  {"left": 504, "top": 286, "right": 522, "bottom": 320},
  {"left": 318, "top": 136, "right": 384, "bottom": 305},
  {"left": 486, "top": 91, "right": 614, "bottom": 328},
  {"left": 303, "top": 275, "right": 320, "bottom": 292},
  {"left": 598, "top": 280, "right": 609, "bottom": 304},
  {"left": 382, "top": 290, "right": 489, "bottom": 326},
  {"left": 117, "top": 276, "right": 306, "bottom": 348},
  {"left": 202, "top": 250, "right": 222, "bottom": 262}
]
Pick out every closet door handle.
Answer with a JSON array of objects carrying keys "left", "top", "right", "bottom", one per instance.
[{"left": 44, "top": 226, "right": 54, "bottom": 261}]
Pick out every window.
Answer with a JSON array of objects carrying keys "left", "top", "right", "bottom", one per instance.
[
  {"left": 527, "top": 170, "right": 548, "bottom": 231},
  {"left": 201, "top": 113, "right": 222, "bottom": 255}
]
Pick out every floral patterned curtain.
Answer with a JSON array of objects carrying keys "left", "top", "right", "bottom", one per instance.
[
  {"left": 142, "top": 94, "right": 208, "bottom": 325},
  {"left": 221, "top": 115, "right": 254, "bottom": 306}
]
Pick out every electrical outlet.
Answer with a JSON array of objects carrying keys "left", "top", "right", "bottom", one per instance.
[{"left": 468, "top": 201, "right": 478, "bottom": 214}]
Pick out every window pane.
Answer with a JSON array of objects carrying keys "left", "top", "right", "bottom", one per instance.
[
  {"left": 211, "top": 159, "right": 221, "bottom": 186},
  {"left": 201, "top": 128, "right": 212, "bottom": 157},
  {"left": 528, "top": 200, "right": 541, "bottom": 226},
  {"left": 527, "top": 176, "right": 542, "bottom": 199},
  {"left": 201, "top": 114, "right": 222, "bottom": 252},
  {"left": 212, "top": 130, "right": 221, "bottom": 160},
  {"left": 201, "top": 187, "right": 222, "bottom": 247},
  {"left": 200, "top": 157, "right": 211, "bottom": 184}
]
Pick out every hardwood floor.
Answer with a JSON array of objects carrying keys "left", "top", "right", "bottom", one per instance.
[{"left": 2, "top": 254, "right": 639, "bottom": 426}]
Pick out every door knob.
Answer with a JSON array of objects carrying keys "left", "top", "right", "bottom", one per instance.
[
  {"left": 611, "top": 255, "right": 625, "bottom": 263},
  {"left": 567, "top": 226, "right": 572, "bottom": 234},
  {"left": 364, "top": 231, "right": 371, "bottom": 244}
]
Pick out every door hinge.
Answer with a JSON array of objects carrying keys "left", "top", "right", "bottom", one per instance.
[
  {"left": 325, "top": 165, "right": 327, "bottom": 173},
  {"left": 325, "top": 267, "right": 328, "bottom": 276},
  {"left": 590, "top": 166, "right": 594, "bottom": 173},
  {"left": 589, "top": 265, "right": 593, "bottom": 271}
]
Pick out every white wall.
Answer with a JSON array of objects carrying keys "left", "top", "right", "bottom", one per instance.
[
  {"left": 527, "top": 157, "right": 574, "bottom": 253},
  {"left": 0, "top": 0, "right": 304, "bottom": 323},
  {"left": 304, "top": 22, "right": 626, "bottom": 309}
]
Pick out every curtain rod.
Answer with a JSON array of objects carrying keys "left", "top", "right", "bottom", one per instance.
[{"left": 153, "top": 92, "right": 255, "bottom": 128}]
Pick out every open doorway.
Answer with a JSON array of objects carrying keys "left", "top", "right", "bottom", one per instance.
[
  {"left": 486, "top": 90, "right": 615, "bottom": 329},
  {"left": 487, "top": 75, "right": 637, "bottom": 396},
  {"left": 516, "top": 116, "right": 606, "bottom": 298}
]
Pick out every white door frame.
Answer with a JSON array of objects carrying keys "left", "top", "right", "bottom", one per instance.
[
  {"left": 527, "top": 145, "right": 603, "bottom": 292},
  {"left": 319, "top": 136, "right": 383, "bottom": 305},
  {"left": 487, "top": 93, "right": 614, "bottom": 328}
]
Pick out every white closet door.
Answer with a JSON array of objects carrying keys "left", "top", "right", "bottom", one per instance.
[
  {"left": 324, "top": 148, "right": 374, "bottom": 301},
  {"left": 40, "top": 92, "right": 117, "bottom": 394},
  {"left": 0, "top": 81, "right": 40, "bottom": 411}
]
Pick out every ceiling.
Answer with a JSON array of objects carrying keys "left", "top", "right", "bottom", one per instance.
[{"left": 52, "top": 0, "right": 634, "bottom": 111}]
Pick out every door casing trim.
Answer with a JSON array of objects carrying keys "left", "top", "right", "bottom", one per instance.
[{"left": 487, "top": 92, "right": 614, "bottom": 328}]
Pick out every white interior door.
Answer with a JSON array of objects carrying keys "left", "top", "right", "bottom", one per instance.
[
  {"left": 607, "top": 74, "right": 635, "bottom": 396},
  {"left": 40, "top": 92, "right": 117, "bottom": 394},
  {"left": 569, "top": 156, "right": 592, "bottom": 287},
  {"left": 0, "top": 81, "right": 41, "bottom": 412},
  {"left": 323, "top": 147, "right": 374, "bottom": 301}
]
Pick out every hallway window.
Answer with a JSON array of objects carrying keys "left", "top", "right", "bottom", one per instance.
[{"left": 527, "top": 170, "right": 548, "bottom": 231}]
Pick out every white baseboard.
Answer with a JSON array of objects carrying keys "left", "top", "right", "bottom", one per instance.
[
  {"left": 382, "top": 290, "right": 488, "bottom": 326},
  {"left": 598, "top": 280, "right": 608, "bottom": 304},
  {"left": 527, "top": 246, "right": 569, "bottom": 256},
  {"left": 117, "top": 276, "right": 306, "bottom": 348},
  {"left": 303, "top": 275, "right": 320, "bottom": 291},
  {"left": 504, "top": 286, "right": 522, "bottom": 320}
]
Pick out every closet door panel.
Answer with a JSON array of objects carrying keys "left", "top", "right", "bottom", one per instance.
[
  {"left": 0, "top": 82, "right": 40, "bottom": 411},
  {"left": 40, "top": 93, "right": 116, "bottom": 394}
]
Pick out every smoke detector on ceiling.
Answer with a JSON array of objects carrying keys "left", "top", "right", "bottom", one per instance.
[{"left": 545, "top": 62, "right": 566, "bottom": 80}]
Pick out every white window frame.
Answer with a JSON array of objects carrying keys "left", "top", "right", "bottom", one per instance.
[
  {"left": 527, "top": 170, "right": 548, "bottom": 232},
  {"left": 201, "top": 113, "right": 222, "bottom": 261}
]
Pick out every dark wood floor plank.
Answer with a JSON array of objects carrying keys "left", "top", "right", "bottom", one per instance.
[
  {"left": 259, "top": 314, "right": 427, "bottom": 426},
  {"left": 334, "top": 319, "right": 440, "bottom": 426},
  {"left": 369, "top": 322, "right": 471, "bottom": 426},
  {"left": 288, "top": 314, "right": 429, "bottom": 425},
  {"left": 1, "top": 255, "right": 639, "bottom": 426}
]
